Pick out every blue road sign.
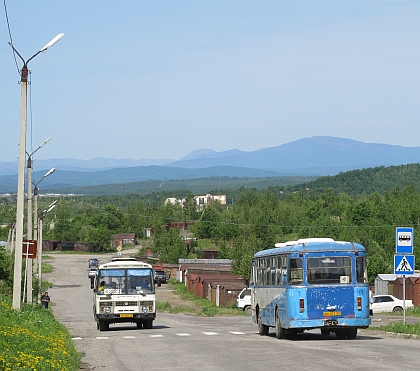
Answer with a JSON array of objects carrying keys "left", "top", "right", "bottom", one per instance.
[
  {"left": 396, "top": 227, "right": 414, "bottom": 254},
  {"left": 394, "top": 255, "right": 415, "bottom": 275}
]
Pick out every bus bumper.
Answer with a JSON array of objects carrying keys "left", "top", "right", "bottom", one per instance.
[
  {"left": 289, "top": 317, "right": 371, "bottom": 330},
  {"left": 95, "top": 312, "right": 156, "bottom": 322}
]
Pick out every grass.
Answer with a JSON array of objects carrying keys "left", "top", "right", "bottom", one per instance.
[
  {"left": 0, "top": 293, "right": 80, "bottom": 371},
  {"left": 197, "top": 239, "right": 218, "bottom": 250},
  {"left": 155, "top": 301, "right": 196, "bottom": 314},
  {"left": 42, "top": 262, "right": 53, "bottom": 274},
  {"left": 156, "top": 281, "right": 246, "bottom": 317},
  {"left": 368, "top": 306, "right": 420, "bottom": 336},
  {"left": 373, "top": 322, "right": 420, "bottom": 336}
]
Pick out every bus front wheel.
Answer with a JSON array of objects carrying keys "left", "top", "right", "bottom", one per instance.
[
  {"left": 99, "top": 320, "right": 109, "bottom": 332},
  {"left": 258, "top": 312, "right": 269, "bottom": 336}
]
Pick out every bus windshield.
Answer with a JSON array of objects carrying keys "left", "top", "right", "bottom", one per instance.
[
  {"left": 307, "top": 256, "right": 351, "bottom": 284},
  {"left": 98, "top": 268, "right": 154, "bottom": 295}
]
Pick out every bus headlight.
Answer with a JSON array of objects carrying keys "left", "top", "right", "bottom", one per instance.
[
  {"left": 105, "top": 307, "right": 111, "bottom": 314},
  {"left": 142, "top": 306, "right": 148, "bottom": 313}
]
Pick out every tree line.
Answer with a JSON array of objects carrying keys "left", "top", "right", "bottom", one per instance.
[{"left": 1, "top": 164, "right": 420, "bottom": 286}]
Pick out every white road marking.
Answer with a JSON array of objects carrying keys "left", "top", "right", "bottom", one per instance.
[
  {"left": 71, "top": 337, "right": 83, "bottom": 340},
  {"left": 92, "top": 331, "right": 252, "bottom": 340}
]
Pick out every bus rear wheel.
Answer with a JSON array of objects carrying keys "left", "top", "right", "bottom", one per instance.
[
  {"left": 346, "top": 328, "right": 357, "bottom": 339},
  {"left": 258, "top": 312, "right": 269, "bottom": 336},
  {"left": 275, "top": 314, "right": 286, "bottom": 339},
  {"left": 335, "top": 330, "right": 346, "bottom": 340}
]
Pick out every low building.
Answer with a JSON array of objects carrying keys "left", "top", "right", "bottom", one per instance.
[
  {"left": 164, "top": 194, "right": 227, "bottom": 207},
  {"left": 112, "top": 233, "right": 135, "bottom": 248},
  {"left": 392, "top": 276, "right": 420, "bottom": 306}
]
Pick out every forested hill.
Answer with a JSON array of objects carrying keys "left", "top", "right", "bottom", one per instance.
[{"left": 289, "top": 163, "right": 420, "bottom": 195}]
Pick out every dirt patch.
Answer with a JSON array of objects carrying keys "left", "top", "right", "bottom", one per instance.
[{"left": 155, "top": 285, "right": 203, "bottom": 313}]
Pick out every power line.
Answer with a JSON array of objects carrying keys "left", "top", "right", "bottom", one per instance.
[{"left": 3, "top": 0, "right": 19, "bottom": 74}]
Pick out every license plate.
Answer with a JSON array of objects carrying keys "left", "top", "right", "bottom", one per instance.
[
  {"left": 323, "top": 311, "right": 341, "bottom": 316},
  {"left": 120, "top": 313, "right": 133, "bottom": 318}
]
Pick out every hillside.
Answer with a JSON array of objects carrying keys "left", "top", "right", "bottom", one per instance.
[
  {"left": 287, "top": 163, "right": 420, "bottom": 195},
  {"left": 32, "top": 163, "right": 420, "bottom": 197},
  {"left": 0, "top": 166, "right": 287, "bottom": 194},
  {"left": 41, "top": 176, "right": 317, "bottom": 196}
]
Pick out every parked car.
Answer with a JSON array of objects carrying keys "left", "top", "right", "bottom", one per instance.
[
  {"left": 89, "top": 258, "right": 98, "bottom": 268},
  {"left": 236, "top": 287, "right": 252, "bottom": 315},
  {"left": 87, "top": 268, "right": 97, "bottom": 278},
  {"left": 153, "top": 270, "right": 167, "bottom": 284},
  {"left": 371, "top": 294, "right": 414, "bottom": 314}
]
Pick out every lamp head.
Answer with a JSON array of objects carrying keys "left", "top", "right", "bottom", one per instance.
[
  {"left": 45, "top": 168, "right": 55, "bottom": 177},
  {"left": 40, "top": 33, "right": 64, "bottom": 52}
]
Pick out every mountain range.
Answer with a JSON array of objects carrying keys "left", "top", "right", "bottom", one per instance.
[{"left": 1, "top": 136, "right": 420, "bottom": 193}]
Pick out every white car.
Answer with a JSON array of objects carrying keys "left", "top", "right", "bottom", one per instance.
[
  {"left": 371, "top": 294, "right": 413, "bottom": 314},
  {"left": 236, "top": 287, "right": 252, "bottom": 315}
]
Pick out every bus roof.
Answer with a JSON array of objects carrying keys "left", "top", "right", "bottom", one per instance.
[
  {"left": 111, "top": 257, "right": 136, "bottom": 262},
  {"left": 99, "top": 259, "right": 152, "bottom": 270},
  {"left": 254, "top": 238, "right": 365, "bottom": 258}
]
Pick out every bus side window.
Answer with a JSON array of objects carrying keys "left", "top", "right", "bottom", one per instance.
[
  {"left": 276, "top": 256, "right": 282, "bottom": 285},
  {"left": 289, "top": 258, "right": 303, "bottom": 284},
  {"left": 356, "top": 256, "right": 367, "bottom": 283},
  {"left": 281, "top": 256, "right": 287, "bottom": 285}
]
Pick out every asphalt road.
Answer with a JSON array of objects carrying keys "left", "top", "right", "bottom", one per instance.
[{"left": 44, "top": 252, "right": 420, "bottom": 371}]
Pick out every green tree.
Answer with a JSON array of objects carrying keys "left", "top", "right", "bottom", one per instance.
[
  {"left": 51, "top": 204, "right": 72, "bottom": 241},
  {"left": 152, "top": 227, "right": 187, "bottom": 264}
]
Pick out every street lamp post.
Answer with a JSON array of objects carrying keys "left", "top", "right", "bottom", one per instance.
[
  {"left": 33, "top": 168, "right": 55, "bottom": 303},
  {"left": 37, "top": 201, "right": 57, "bottom": 303},
  {"left": 25, "top": 138, "right": 51, "bottom": 304},
  {"left": 9, "top": 33, "right": 64, "bottom": 310}
]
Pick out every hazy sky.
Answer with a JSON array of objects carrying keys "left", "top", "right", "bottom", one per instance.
[{"left": 1, "top": 1, "right": 419, "bottom": 163}]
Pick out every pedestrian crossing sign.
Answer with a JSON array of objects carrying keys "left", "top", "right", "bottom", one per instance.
[{"left": 394, "top": 254, "right": 415, "bottom": 275}]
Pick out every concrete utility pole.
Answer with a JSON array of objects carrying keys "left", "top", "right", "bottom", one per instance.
[
  {"left": 9, "top": 33, "right": 63, "bottom": 310},
  {"left": 25, "top": 146, "right": 52, "bottom": 304}
]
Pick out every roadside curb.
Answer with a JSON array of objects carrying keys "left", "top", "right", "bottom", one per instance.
[{"left": 385, "top": 332, "right": 419, "bottom": 339}]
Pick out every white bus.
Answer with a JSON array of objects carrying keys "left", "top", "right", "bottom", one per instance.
[{"left": 93, "top": 258, "right": 156, "bottom": 331}]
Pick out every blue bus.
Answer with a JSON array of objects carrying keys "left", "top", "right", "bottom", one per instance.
[{"left": 251, "top": 238, "right": 371, "bottom": 339}]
